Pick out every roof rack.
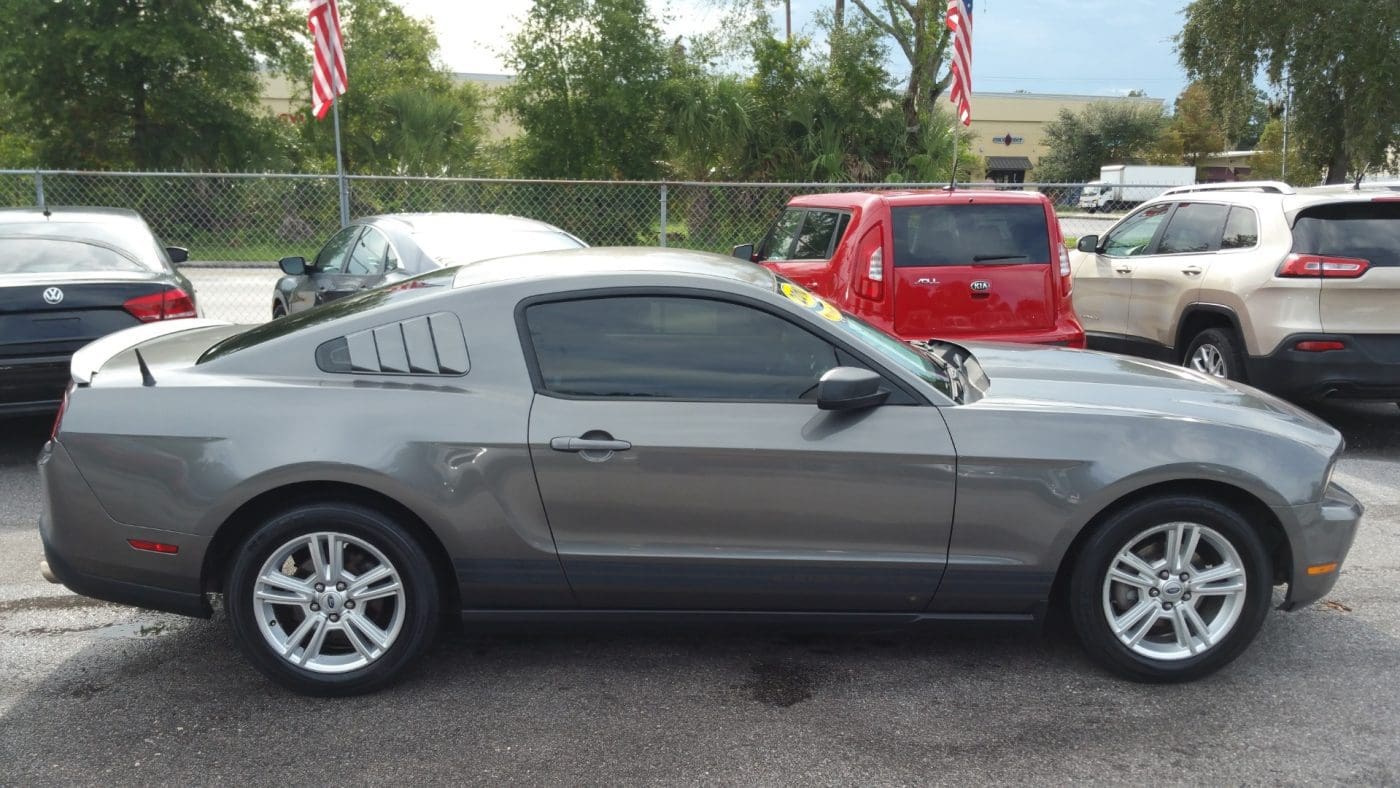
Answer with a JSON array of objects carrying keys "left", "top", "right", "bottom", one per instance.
[{"left": 1160, "top": 181, "right": 1296, "bottom": 196}]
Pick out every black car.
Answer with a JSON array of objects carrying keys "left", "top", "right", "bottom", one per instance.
[
  {"left": 0, "top": 207, "right": 199, "bottom": 416},
  {"left": 272, "top": 212, "right": 586, "bottom": 317}
]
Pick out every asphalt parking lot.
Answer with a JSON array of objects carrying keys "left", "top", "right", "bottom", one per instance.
[{"left": 1, "top": 398, "right": 1398, "bottom": 785}]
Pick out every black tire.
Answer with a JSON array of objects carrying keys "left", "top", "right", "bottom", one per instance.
[
  {"left": 1069, "top": 495, "right": 1272, "bottom": 682},
  {"left": 225, "top": 502, "right": 441, "bottom": 696},
  {"left": 272, "top": 301, "right": 287, "bottom": 319},
  {"left": 1183, "top": 327, "right": 1248, "bottom": 383}
]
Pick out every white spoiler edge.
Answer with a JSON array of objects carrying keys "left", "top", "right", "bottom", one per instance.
[{"left": 70, "top": 318, "right": 232, "bottom": 385}]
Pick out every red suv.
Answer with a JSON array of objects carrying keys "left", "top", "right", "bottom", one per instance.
[{"left": 735, "top": 191, "right": 1085, "bottom": 347}]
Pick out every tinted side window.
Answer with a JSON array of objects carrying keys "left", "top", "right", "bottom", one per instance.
[
  {"left": 315, "top": 226, "right": 361, "bottom": 274},
  {"left": 792, "top": 210, "right": 843, "bottom": 259},
  {"left": 892, "top": 204, "right": 1050, "bottom": 267},
  {"left": 1156, "top": 202, "right": 1229, "bottom": 254},
  {"left": 1102, "top": 203, "right": 1172, "bottom": 257},
  {"left": 346, "top": 227, "right": 390, "bottom": 275},
  {"left": 526, "top": 296, "right": 839, "bottom": 400},
  {"left": 761, "top": 209, "right": 804, "bottom": 261},
  {"left": 1221, "top": 207, "right": 1259, "bottom": 249},
  {"left": 1292, "top": 202, "right": 1400, "bottom": 267}
]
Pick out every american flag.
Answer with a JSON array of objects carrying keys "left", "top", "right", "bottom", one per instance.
[
  {"left": 308, "top": 0, "right": 348, "bottom": 120},
  {"left": 946, "top": 0, "right": 973, "bottom": 126}
]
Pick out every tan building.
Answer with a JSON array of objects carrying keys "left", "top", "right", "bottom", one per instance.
[
  {"left": 966, "top": 91, "right": 1166, "bottom": 182},
  {"left": 257, "top": 71, "right": 519, "bottom": 137}
]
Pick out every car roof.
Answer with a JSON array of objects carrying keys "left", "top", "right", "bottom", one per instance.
[
  {"left": 450, "top": 246, "right": 776, "bottom": 291},
  {"left": 788, "top": 189, "right": 1050, "bottom": 210},
  {"left": 364, "top": 212, "right": 570, "bottom": 235},
  {"left": 1145, "top": 182, "right": 1400, "bottom": 219},
  {"left": 0, "top": 206, "right": 145, "bottom": 224}
]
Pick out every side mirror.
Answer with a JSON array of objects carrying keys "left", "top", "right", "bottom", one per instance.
[
  {"left": 1076, "top": 235, "right": 1100, "bottom": 254},
  {"left": 165, "top": 246, "right": 189, "bottom": 264},
  {"left": 731, "top": 243, "right": 756, "bottom": 262},
  {"left": 816, "top": 367, "right": 889, "bottom": 411},
  {"left": 279, "top": 255, "right": 307, "bottom": 275}
]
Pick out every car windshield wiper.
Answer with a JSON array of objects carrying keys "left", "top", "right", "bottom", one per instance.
[
  {"left": 910, "top": 341, "right": 966, "bottom": 403},
  {"left": 973, "top": 254, "right": 1028, "bottom": 262}
]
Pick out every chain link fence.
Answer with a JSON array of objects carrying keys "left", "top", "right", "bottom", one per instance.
[{"left": 0, "top": 170, "right": 1167, "bottom": 323}]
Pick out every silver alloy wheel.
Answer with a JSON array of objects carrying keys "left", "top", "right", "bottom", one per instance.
[
  {"left": 1101, "top": 521, "right": 1247, "bottom": 661},
  {"left": 253, "top": 531, "right": 406, "bottom": 674},
  {"left": 1189, "top": 343, "right": 1228, "bottom": 378}
]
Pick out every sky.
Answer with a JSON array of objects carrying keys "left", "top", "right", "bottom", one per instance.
[{"left": 394, "top": 0, "right": 1196, "bottom": 103}]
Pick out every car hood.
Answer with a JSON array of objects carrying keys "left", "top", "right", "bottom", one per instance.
[{"left": 960, "top": 342, "right": 1341, "bottom": 450}]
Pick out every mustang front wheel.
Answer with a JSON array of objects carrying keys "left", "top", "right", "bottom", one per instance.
[
  {"left": 1070, "top": 495, "right": 1272, "bottom": 682},
  {"left": 225, "top": 502, "right": 440, "bottom": 695}
]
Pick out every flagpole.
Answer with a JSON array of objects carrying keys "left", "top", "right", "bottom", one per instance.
[
  {"left": 949, "top": 121, "right": 960, "bottom": 190},
  {"left": 332, "top": 98, "right": 349, "bottom": 227}
]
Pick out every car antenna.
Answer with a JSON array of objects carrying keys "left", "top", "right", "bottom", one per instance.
[{"left": 133, "top": 348, "right": 157, "bottom": 387}]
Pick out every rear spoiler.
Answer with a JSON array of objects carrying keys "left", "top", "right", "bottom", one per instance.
[{"left": 70, "top": 318, "right": 231, "bottom": 385}]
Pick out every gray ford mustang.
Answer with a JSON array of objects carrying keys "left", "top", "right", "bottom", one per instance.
[{"left": 38, "top": 248, "right": 1361, "bottom": 695}]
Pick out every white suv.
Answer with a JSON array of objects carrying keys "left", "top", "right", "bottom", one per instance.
[{"left": 1070, "top": 180, "right": 1400, "bottom": 400}]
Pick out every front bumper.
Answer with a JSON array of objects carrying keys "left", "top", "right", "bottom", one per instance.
[
  {"left": 1248, "top": 333, "right": 1400, "bottom": 400},
  {"left": 38, "top": 439, "right": 211, "bottom": 618},
  {"left": 0, "top": 354, "right": 69, "bottom": 416},
  {"left": 1275, "top": 482, "right": 1363, "bottom": 611}
]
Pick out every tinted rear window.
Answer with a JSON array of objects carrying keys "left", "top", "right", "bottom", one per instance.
[
  {"left": 892, "top": 204, "right": 1050, "bottom": 267},
  {"left": 1292, "top": 202, "right": 1400, "bottom": 267},
  {"left": 198, "top": 267, "right": 458, "bottom": 362},
  {"left": 0, "top": 237, "right": 148, "bottom": 274}
]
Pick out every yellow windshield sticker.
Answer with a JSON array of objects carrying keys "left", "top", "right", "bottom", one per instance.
[{"left": 780, "top": 282, "right": 843, "bottom": 322}]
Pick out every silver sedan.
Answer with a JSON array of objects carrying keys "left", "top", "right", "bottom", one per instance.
[{"left": 38, "top": 248, "right": 1360, "bottom": 695}]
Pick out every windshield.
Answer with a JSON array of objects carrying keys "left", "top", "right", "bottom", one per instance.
[
  {"left": 774, "top": 279, "right": 956, "bottom": 400},
  {"left": 198, "top": 267, "right": 458, "bottom": 362},
  {"left": 0, "top": 236, "right": 150, "bottom": 274},
  {"left": 413, "top": 228, "right": 585, "bottom": 267},
  {"left": 0, "top": 221, "right": 168, "bottom": 271}
]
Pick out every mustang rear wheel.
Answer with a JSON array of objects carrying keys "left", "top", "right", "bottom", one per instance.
[
  {"left": 1069, "top": 495, "right": 1272, "bottom": 682},
  {"left": 225, "top": 502, "right": 440, "bottom": 696}
]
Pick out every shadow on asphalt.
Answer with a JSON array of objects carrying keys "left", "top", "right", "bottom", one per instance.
[
  {"left": 1302, "top": 399, "right": 1400, "bottom": 457},
  {"left": 0, "top": 416, "right": 50, "bottom": 466}
]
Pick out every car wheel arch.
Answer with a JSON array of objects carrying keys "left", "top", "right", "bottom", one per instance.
[
  {"left": 1045, "top": 478, "right": 1291, "bottom": 621},
  {"left": 1175, "top": 305, "right": 1245, "bottom": 362},
  {"left": 200, "top": 480, "right": 459, "bottom": 615}
]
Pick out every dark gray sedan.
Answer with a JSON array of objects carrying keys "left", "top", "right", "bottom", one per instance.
[
  {"left": 271, "top": 212, "right": 585, "bottom": 317},
  {"left": 39, "top": 248, "right": 1360, "bottom": 695}
]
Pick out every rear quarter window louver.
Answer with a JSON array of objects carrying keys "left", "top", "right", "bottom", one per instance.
[{"left": 316, "top": 312, "right": 469, "bottom": 376}]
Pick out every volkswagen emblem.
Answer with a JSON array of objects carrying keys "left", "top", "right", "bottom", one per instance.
[
  {"left": 970, "top": 280, "right": 991, "bottom": 292},
  {"left": 42, "top": 286, "right": 64, "bottom": 305}
]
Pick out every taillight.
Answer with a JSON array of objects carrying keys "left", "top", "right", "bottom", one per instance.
[
  {"left": 127, "top": 539, "right": 179, "bottom": 554},
  {"left": 1295, "top": 340, "right": 1347, "bottom": 352},
  {"left": 51, "top": 382, "right": 73, "bottom": 440},
  {"left": 1058, "top": 244, "right": 1073, "bottom": 296},
  {"left": 1277, "top": 253, "right": 1370, "bottom": 279},
  {"left": 853, "top": 224, "right": 885, "bottom": 300},
  {"left": 123, "top": 287, "right": 197, "bottom": 322}
]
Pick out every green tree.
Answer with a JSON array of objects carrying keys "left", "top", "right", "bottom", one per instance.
[
  {"left": 500, "top": 0, "right": 670, "bottom": 179},
  {"left": 1035, "top": 103, "right": 1168, "bottom": 182},
  {"left": 849, "top": 0, "right": 952, "bottom": 145},
  {"left": 1178, "top": 0, "right": 1400, "bottom": 183},
  {"left": 301, "top": 0, "right": 485, "bottom": 176},
  {"left": 0, "top": 0, "right": 302, "bottom": 170},
  {"left": 1155, "top": 83, "right": 1227, "bottom": 167},
  {"left": 1249, "top": 118, "right": 1312, "bottom": 183}
]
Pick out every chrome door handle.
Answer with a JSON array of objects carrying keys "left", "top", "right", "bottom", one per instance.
[
  {"left": 550, "top": 437, "right": 632, "bottom": 453},
  {"left": 1181, "top": 266, "right": 1204, "bottom": 276},
  {"left": 1113, "top": 266, "right": 1133, "bottom": 274}
]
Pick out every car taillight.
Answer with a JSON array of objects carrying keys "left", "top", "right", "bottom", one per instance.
[
  {"left": 1277, "top": 253, "right": 1370, "bottom": 279},
  {"left": 1058, "top": 244, "right": 1073, "bottom": 296},
  {"left": 123, "top": 287, "right": 197, "bottom": 322},
  {"left": 853, "top": 224, "right": 885, "bottom": 300},
  {"left": 51, "top": 382, "right": 73, "bottom": 440},
  {"left": 1295, "top": 340, "right": 1347, "bottom": 352}
]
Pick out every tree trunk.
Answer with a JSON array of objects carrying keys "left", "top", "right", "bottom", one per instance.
[
  {"left": 831, "top": 0, "right": 845, "bottom": 60},
  {"left": 1324, "top": 142, "right": 1350, "bottom": 185}
]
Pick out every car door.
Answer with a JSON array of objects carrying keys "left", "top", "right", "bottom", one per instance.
[
  {"left": 1125, "top": 201, "right": 1230, "bottom": 351},
  {"left": 756, "top": 208, "right": 850, "bottom": 293},
  {"left": 522, "top": 293, "right": 957, "bottom": 612},
  {"left": 289, "top": 225, "right": 361, "bottom": 314},
  {"left": 323, "top": 226, "right": 393, "bottom": 302},
  {"left": 1073, "top": 202, "right": 1172, "bottom": 349}
]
